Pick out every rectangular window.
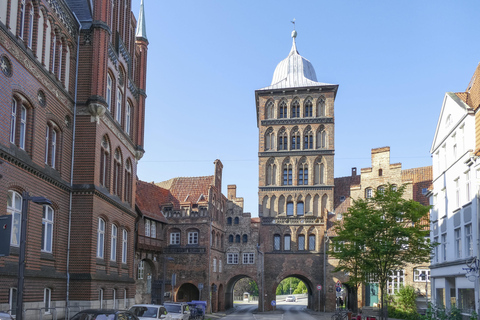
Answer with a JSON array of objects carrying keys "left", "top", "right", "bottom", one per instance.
[
  {"left": 138, "top": 260, "right": 144, "bottom": 279},
  {"left": 366, "top": 188, "right": 372, "bottom": 198},
  {"left": 308, "top": 235, "right": 315, "bottom": 251},
  {"left": 213, "top": 258, "right": 216, "bottom": 272},
  {"left": 465, "top": 224, "right": 473, "bottom": 257},
  {"left": 455, "top": 178, "right": 460, "bottom": 207},
  {"left": 10, "top": 100, "right": 17, "bottom": 144},
  {"left": 243, "top": 253, "right": 255, "bottom": 264},
  {"left": 219, "top": 260, "right": 222, "bottom": 273},
  {"left": 122, "top": 229, "right": 127, "bottom": 264},
  {"left": 434, "top": 236, "right": 439, "bottom": 263},
  {"left": 298, "top": 236, "right": 305, "bottom": 250},
  {"left": 441, "top": 233, "right": 447, "bottom": 261},
  {"left": 458, "top": 288, "right": 475, "bottom": 314},
  {"left": 9, "top": 288, "right": 17, "bottom": 316},
  {"left": 455, "top": 228, "right": 462, "bottom": 259},
  {"left": 284, "top": 235, "right": 291, "bottom": 251},
  {"left": 19, "top": 106, "right": 26, "bottom": 150},
  {"left": 151, "top": 221, "right": 156, "bottom": 239},
  {"left": 145, "top": 220, "right": 150, "bottom": 237},
  {"left": 97, "top": 218, "right": 105, "bottom": 258},
  {"left": 110, "top": 224, "right": 117, "bottom": 261},
  {"left": 125, "top": 102, "right": 131, "bottom": 135},
  {"left": 227, "top": 253, "right": 239, "bottom": 264},
  {"left": 388, "top": 270, "right": 405, "bottom": 294},
  {"left": 116, "top": 89, "right": 122, "bottom": 123},
  {"left": 274, "top": 235, "right": 281, "bottom": 251},
  {"left": 99, "top": 288, "right": 104, "bottom": 309},
  {"left": 286, "top": 202, "right": 294, "bottom": 216},
  {"left": 465, "top": 170, "right": 471, "bottom": 202},
  {"left": 170, "top": 232, "right": 180, "bottom": 245},
  {"left": 45, "top": 126, "right": 49, "bottom": 164},
  {"left": 44, "top": 288, "right": 51, "bottom": 314},
  {"left": 107, "top": 75, "right": 112, "bottom": 111},
  {"left": 188, "top": 232, "right": 198, "bottom": 244},
  {"left": 41, "top": 206, "right": 54, "bottom": 253},
  {"left": 414, "top": 269, "right": 430, "bottom": 282},
  {"left": 334, "top": 241, "right": 344, "bottom": 253}
]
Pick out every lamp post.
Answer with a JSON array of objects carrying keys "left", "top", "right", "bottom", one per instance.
[
  {"left": 161, "top": 256, "right": 174, "bottom": 305},
  {"left": 16, "top": 191, "right": 51, "bottom": 320}
]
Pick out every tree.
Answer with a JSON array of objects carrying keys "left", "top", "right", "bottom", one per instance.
[{"left": 330, "top": 184, "right": 433, "bottom": 320}]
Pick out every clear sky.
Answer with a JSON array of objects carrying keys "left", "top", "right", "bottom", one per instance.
[{"left": 132, "top": 1, "right": 480, "bottom": 217}]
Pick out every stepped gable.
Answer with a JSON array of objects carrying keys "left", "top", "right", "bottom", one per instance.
[
  {"left": 155, "top": 175, "right": 215, "bottom": 209},
  {"left": 136, "top": 180, "right": 170, "bottom": 223}
]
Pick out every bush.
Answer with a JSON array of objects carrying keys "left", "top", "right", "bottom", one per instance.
[{"left": 388, "top": 286, "right": 420, "bottom": 320}]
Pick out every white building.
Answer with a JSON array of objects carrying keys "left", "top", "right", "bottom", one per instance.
[{"left": 430, "top": 65, "right": 480, "bottom": 315}]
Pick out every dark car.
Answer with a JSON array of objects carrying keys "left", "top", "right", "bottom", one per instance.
[{"left": 70, "top": 309, "right": 139, "bottom": 320}]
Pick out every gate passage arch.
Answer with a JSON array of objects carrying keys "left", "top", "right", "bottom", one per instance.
[
  {"left": 269, "top": 272, "right": 316, "bottom": 311},
  {"left": 224, "top": 274, "right": 259, "bottom": 310}
]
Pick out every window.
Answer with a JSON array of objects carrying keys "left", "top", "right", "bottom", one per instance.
[
  {"left": 297, "top": 202, "right": 304, "bottom": 216},
  {"left": 188, "top": 231, "right": 198, "bottom": 244},
  {"left": 284, "top": 235, "right": 291, "bottom": 251},
  {"left": 452, "top": 133, "right": 457, "bottom": 159},
  {"left": 123, "top": 289, "right": 127, "bottom": 309},
  {"left": 265, "top": 128, "right": 274, "bottom": 151},
  {"left": 10, "top": 100, "right": 17, "bottom": 144},
  {"left": 7, "top": 190, "right": 22, "bottom": 246},
  {"left": 106, "top": 74, "right": 112, "bottom": 111},
  {"left": 279, "top": 100, "right": 287, "bottom": 118},
  {"left": 455, "top": 227, "right": 462, "bottom": 259},
  {"left": 274, "top": 235, "right": 281, "bottom": 250},
  {"left": 298, "top": 235, "right": 305, "bottom": 250},
  {"left": 308, "top": 235, "right": 315, "bottom": 251},
  {"left": 265, "top": 100, "right": 274, "bottom": 119},
  {"left": 286, "top": 202, "right": 294, "bottom": 216},
  {"left": 227, "top": 253, "right": 239, "bottom": 264},
  {"left": 365, "top": 188, "right": 373, "bottom": 199},
  {"left": 388, "top": 270, "right": 405, "bottom": 294},
  {"left": 122, "top": 229, "right": 127, "bottom": 264},
  {"left": 112, "top": 289, "right": 117, "bottom": 309},
  {"left": 116, "top": 88, "right": 123, "bottom": 123},
  {"left": 243, "top": 253, "right": 255, "bottom": 264},
  {"left": 227, "top": 217, "right": 232, "bottom": 225},
  {"left": 441, "top": 233, "right": 447, "bottom": 261},
  {"left": 465, "top": 224, "right": 473, "bottom": 257},
  {"left": 291, "top": 100, "right": 300, "bottom": 118},
  {"left": 19, "top": 0, "right": 26, "bottom": 39},
  {"left": 283, "top": 163, "right": 292, "bottom": 185},
  {"left": 378, "top": 169, "right": 383, "bottom": 176},
  {"left": 317, "top": 97, "right": 325, "bottom": 116},
  {"left": 455, "top": 178, "right": 460, "bottom": 207},
  {"left": 334, "top": 240, "right": 344, "bottom": 252},
  {"left": 465, "top": 170, "right": 471, "bottom": 202},
  {"left": 234, "top": 217, "right": 239, "bottom": 224},
  {"left": 97, "top": 218, "right": 105, "bottom": 258},
  {"left": 213, "top": 258, "right": 217, "bottom": 272},
  {"left": 340, "top": 196, "right": 345, "bottom": 203},
  {"left": 99, "top": 288, "right": 104, "bottom": 309},
  {"left": 138, "top": 260, "right": 144, "bottom": 279},
  {"left": 219, "top": 259, "right": 222, "bottom": 273},
  {"left": 235, "top": 235, "right": 240, "bottom": 243},
  {"left": 434, "top": 236, "right": 439, "bottom": 263},
  {"left": 124, "top": 159, "right": 132, "bottom": 203},
  {"left": 304, "top": 98, "right": 313, "bottom": 117},
  {"left": 111, "top": 224, "right": 117, "bottom": 261},
  {"left": 291, "top": 128, "right": 300, "bottom": 150},
  {"left": 228, "top": 235, "right": 233, "bottom": 243},
  {"left": 44, "top": 288, "right": 51, "bottom": 314},
  {"left": 298, "top": 162, "right": 308, "bottom": 185},
  {"left": 414, "top": 268, "right": 430, "bottom": 282},
  {"left": 125, "top": 102, "right": 132, "bottom": 135},
  {"left": 100, "top": 136, "right": 110, "bottom": 188},
  {"left": 304, "top": 128, "right": 313, "bottom": 149},
  {"left": 113, "top": 149, "right": 122, "bottom": 196},
  {"left": 317, "top": 128, "right": 327, "bottom": 149},
  {"left": 278, "top": 129, "right": 287, "bottom": 150},
  {"left": 10, "top": 101, "right": 28, "bottom": 150},
  {"left": 41, "top": 206, "right": 54, "bottom": 253},
  {"left": 243, "top": 234, "right": 248, "bottom": 243},
  {"left": 9, "top": 288, "right": 17, "bottom": 316},
  {"left": 27, "top": 6, "right": 33, "bottom": 48},
  {"left": 145, "top": 220, "right": 150, "bottom": 237},
  {"left": 45, "top": 124, "right": 58, "bottom": 168},
  {"left": 170, "top": 232, "right": 180, "bottom": 245},
  {"left": 151, "top": 221, "right": 156, "bottom": 239}
]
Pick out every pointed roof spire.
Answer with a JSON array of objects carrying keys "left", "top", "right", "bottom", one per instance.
[{"left": 135, "top": 0, "right": 147, "bottom": 40}]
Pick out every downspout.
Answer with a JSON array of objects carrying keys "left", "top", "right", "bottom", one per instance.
[{"left": 66, "top": 13, "right": 82, "bottom": 320}]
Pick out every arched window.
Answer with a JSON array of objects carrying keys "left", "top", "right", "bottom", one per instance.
[
  {"left": 262, "top": 196, "right": 269, "bottom": 216},
  {"left": 291, "top": 99, "right": 300, "bottom": 118},
  {"left": 65, "top": 45, "right": 71, "bottom": 89},
  {"left": 279, "top": 100, "right": 287, "bottom": 118},
  {"left": 100, "top": 136, "right": 111, "bottom": 188},
  {"left": 125, "top": 101, "right": 132, "bottom": 135},
  {"left": 265, "top": 127, "right": 274, "bottom": 151},
  {"left": 228, "top": 235, "right": 233, "bottom": 243},
  {"left": 286, "top": 200, "right": 294, "bottom": 216},
  {"left": 106, "top": 73, "right": 113, "bottom": 112},
  {"left": 304, "top": 98, "right": 313, "bottom": 117},
  {"left": 235, "top": 235, "right": 240, "bottom": 243},
  {"left": 304, "top": 127, "right": 313, "bottom": 149},
  {"left": 45, "top": 122, "right": 59, "bottom": 169},
  {"left": 36, "top": 10, "right": 44, "bottom": 61},
  {"left": 284, "top": 234, "right": 291, "bottom": 250},
  {"left": 124, "top": 159, "right": 132, "bottom": 203},
  {"left": 297, "top": 201, "right": 304, "bottom": 216},
  {"left": 44, "top": 20, "right": 51, "bottom": 71},
  {"left": 291, "top": 127, "right": 300, "bottom": 150},
  {"left": 51, "top": 33, "right": 56, "bottom": 73},
  {"left": 10, "top": 98, "right": 30, "bottom": 151},
  {"left": 113, "top": 149, "right": 122, "bottom": 196},
  {"left": 116, "top": 87, "right": 123, "bottom": 123},
  {"left": 97, "top": 218, "right": 105, "bottom": 258},
  {"left": 234, "top": 217, "right": 239, "bottom": 225},
  {"left": 308, "top": 234, "right": 316, "bottom": 251},
  {"left": 317, "top": 96, "right": 326, "bottom": 117},
  {"left": 314, "top": 158, "right": 325, "bottom": 185},
  {"left": 283, "top": 161, "right": 292, "bottom": 185},
  {"left": 305, "top": 194, "right": 312, "bottom": 214},
  {"left": 321, "top": 194, "right": 328, "bottom": 218},
  {"left": 227, "top": 217, "right": 232, "bottom": 225},
  {"left": 27, "top": 5, "right": 34, "bottom": 48},
  {"left": 265, "top": 100, "right": 274, "bottom": 119},
  {"left": 298, "top": 159, "right": 308, "bottom": 185},
  {"left": 42, "top": 205, "right": 54, "bottom": 253},
  {"left": 266, "top": 158, "right": 276, "bottom": 186},
  {"left": 278, "top": 128, "right": 287, "bottom": 150},
  {"left": 270, "top": 195, "right": 277, "bottom": 216},
  {"left": 317, "top": 126, "right": 327, "bottom": 149},
  {"left": 19, "top": 0, "right": 26, "bottom": 39},
  {"left": 274, "top": 234, "right": 281, "bottom": 250},
  {"left": 121, "top": 229, "right": 127, "bottom": 264},
  {"left": 298, "top": 235, "right": 305, "bottom": 250},
  {"left": 111, "top": 224, "right": 117, "bottom": 261},
  {"left": 243, "top": 234, "right": 248, "bottom": 243},
  {"left": 57, "top": 39, "right": 63, "bottom": 80},
  {"left": 7, "top": 190, "right": 22, "bottom": 246},
  {"left": 278, "top": 195, "right": 285, "bottom": 215}
]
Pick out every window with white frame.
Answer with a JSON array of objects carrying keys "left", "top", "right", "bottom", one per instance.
[
  {"left": 112, "top": 289, "right": 117, "bottom": 309},
  {"left": 138, "top": 260, "right": 144, "bottom": 279},
  {"left": 365, "top": 188, "right": 373, "bottom": 199},
  {"left": 44, "top": 288, "right": 51, "bottom": 314},
  {"left": 97, "top": 218, "right": 105, "bottom": 258},
  {"left": 387, "top": 270, "right": 405, "bottom": 294},
  {"left": 116, "top": 88, "right": 122, "bottom": 123},
  {"left": 243, "top": 253, "right": 255, "bottom": 264},
  {"left": 219, "top": 259, "right": 222, "bottom": 273},
  {"left": 414, "top": 268, "right": 430, "bottom": 282},
  {"left": 7, "top": 190, "right": 22, "bottom": 246},
  {"left": 45, "top": 124, "right": 58, "bottom": 168},
  {"left": 465, "top": 170, "right": 471, "bottom": 202},
  {"left": 125, "top": 102, "right": 131, "bottom": 135},
  {"left": 170, "top": 232, "right": 180, "bottom": 245},
  {"left": 434, "top": 236, "right": 439, "bottom": 263},
  {"left": 455, "top": 228, "right": 462, "bottom": 259},
  {"left": 188, "top": 231, "right": 198, "bottom": 244},
  {"left": 9, "top": 288, "right": 17, "bottom": 316},
  {"left": 227, "top": 253, "right": 239, "bottom": 264},
  {"left": 99, "top": 288, "right": 104, "bottom": 308},
  {"left": 455, "top": 178, "right": 460, "bottom": 207},
  {"left": 465, "top": 224, "right": 473, "bottom": 257},
  {"left": 122, "top": 229, "right": 127, "bottom": 264},
  {"left": 441, "top": 233, "right": 447, "bottom": 261},
  {"left": 334, "top": 240, "right": 344, "bottom": 252},
  {"left": 284, "top": 235, "right": 291, "bottom": 251},
  {"left": 452, "top": 133, "right": 457, "bottom": 159},
  {"left": 106, "top": 74, "right": 112, "bottom": 111},
  {"left": 213, "top": 258, "right": 216, "bottom": 272},
  {"left": 151, "top": 221, "right": 156, "bottom": 239},
  {"left": 41, "top": 205, "right": 54, "bottom": 253},
  {"left": 145, "top": 220, "right": 150, "bottom": 237},
  {"left": 110, "top": 224, "right": 117, "bottom": 261}
]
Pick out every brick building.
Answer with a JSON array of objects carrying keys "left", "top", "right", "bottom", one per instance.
[
  {"left": 333, "top": 147, "right": 432, "bottom": 310},
  {"left": 0, "top": 0, "right": 148, "bottom": 318}
]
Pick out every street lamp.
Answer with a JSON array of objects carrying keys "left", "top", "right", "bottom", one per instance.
[
  {"left": 161, "top": 256, "right": 174, "bottom": 305},
  {"left": 16, "top": 191, "right": 51, "bottom": 320}
]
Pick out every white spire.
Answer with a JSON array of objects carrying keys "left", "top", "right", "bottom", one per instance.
[{"left": 135, "top": 0, "right": 147, "bottom": 40}]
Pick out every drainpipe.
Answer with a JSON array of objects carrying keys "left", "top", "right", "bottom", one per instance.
[{"left": 66, "top": 13, "right": 82, "bottom": 320}]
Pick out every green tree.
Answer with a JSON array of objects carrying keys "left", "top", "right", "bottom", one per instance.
[{"left": 330, "top": 184, "right": 433, "bottom": 320}]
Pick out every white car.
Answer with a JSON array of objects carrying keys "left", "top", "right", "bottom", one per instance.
[
  {"left": 164, "top": 303, "right": 190, "bottom": 320},
  {"left": 129, "top": 304, "right": 172, "bottom": 320},
  {"left": 285, "top": 295, "right": 297, "bottom": 302}
]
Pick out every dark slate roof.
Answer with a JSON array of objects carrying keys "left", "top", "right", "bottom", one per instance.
[{"left": 64, "top": 0, "right": 93, "bottom": 24}]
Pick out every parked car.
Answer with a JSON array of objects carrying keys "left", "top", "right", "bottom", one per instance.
[
  {"left": 285, "top": 295, "right": 296, "bottom": 302},
  {"left": 129, "top": 305, "right": 172, "bottom": 320},
  {"left": 163, "top": 303, "right": 190, "bottom": 320},
  {"left": 70, "top": 309, "right": 139, "bottom": 320},
  {"left": 0, "top": 312, "right": 13, "bottom": 320}
]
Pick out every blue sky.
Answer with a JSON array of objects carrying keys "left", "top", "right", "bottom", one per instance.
[{"left": 132, "top": 1, "right": 480, "bottom": 216}]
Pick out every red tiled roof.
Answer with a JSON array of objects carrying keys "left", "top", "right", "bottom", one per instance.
[
  {"left": 136, "top": 180, "right": 170, "bottom": 223},
  {"left": 155, "top": 176, "right": 214, "bottom": 209}
]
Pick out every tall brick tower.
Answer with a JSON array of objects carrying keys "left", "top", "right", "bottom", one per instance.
[{"left": 255, "top": 29, "right": 338, "bottom": 311}]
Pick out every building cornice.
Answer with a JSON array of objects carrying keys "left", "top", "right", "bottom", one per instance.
[
  {"left": 259, "top": 150, "right": 334, "bottom": 158},
  {"left": 259, "top": 185, "right": 334, "bottom": 192},
  {"left": 261, "top": 117, "right": 333, "bottom": 126}
]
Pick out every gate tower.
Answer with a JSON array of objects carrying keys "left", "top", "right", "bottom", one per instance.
[{"left": 255, "top": 29, "right": 338, "bottom": 311}]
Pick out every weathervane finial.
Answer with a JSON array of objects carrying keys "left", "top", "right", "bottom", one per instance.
[{"left": 291, "top": 18, "right": 296, "bottom": 30}]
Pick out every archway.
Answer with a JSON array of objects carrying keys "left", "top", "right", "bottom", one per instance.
[
  {"left": 135, "top": 259, "right": 156, "bottom": 304},
  {"left": 225, "top": 275, "right": 259, "bottom": 310},
  {"left": 176, "top": 283, "right": 199, "bottom": 302},
  {"left": 272, "top": 274, "right": 315, "bottom": 310}
]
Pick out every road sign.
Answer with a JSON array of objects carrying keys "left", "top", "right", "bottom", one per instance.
[
  {"left": 198, "top": 283, "right": 203, "bottom": 290},
  {"left": 271, "top": 300, "right": 276, "bottom": 306},
  {"left": 335, "top": 280, "right": 342, "bottom": 288},
  {"left": 317, "top": 285, "right": 322, "bottom": 291},
  {"left": 336, "top": 287, "right": 342, "bottom": 293}
]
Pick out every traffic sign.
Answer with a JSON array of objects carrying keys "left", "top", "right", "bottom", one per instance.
[
  {"left": 335, "top": 280, "right": 342, "bottom": 288},
  {"left": 336, "top": 287, "right": 342, "bottom": 293},
  {"left": 271, "top": 300, "right": 276, "bottom": 306},
  {"left": 317, "top": 285, "right": 322, "bottom": 291}
]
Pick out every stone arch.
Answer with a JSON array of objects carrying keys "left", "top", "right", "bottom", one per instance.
[
  {"left": 273, "top": 273, "right": 316, "bottom": 310},
  {"left": 176, "top": 282, "right": 199, "bottom": 303},
  {"left": 224, "top": 274, "right": 259, "bottom": 310}
]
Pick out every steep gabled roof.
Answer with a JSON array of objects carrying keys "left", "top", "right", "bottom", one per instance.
[
  {"left": 136, "top": 180, "right": 169, "bottom": 223},
  {"left": 155, "top": 176, "right": 214, "bottom": 208}
]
